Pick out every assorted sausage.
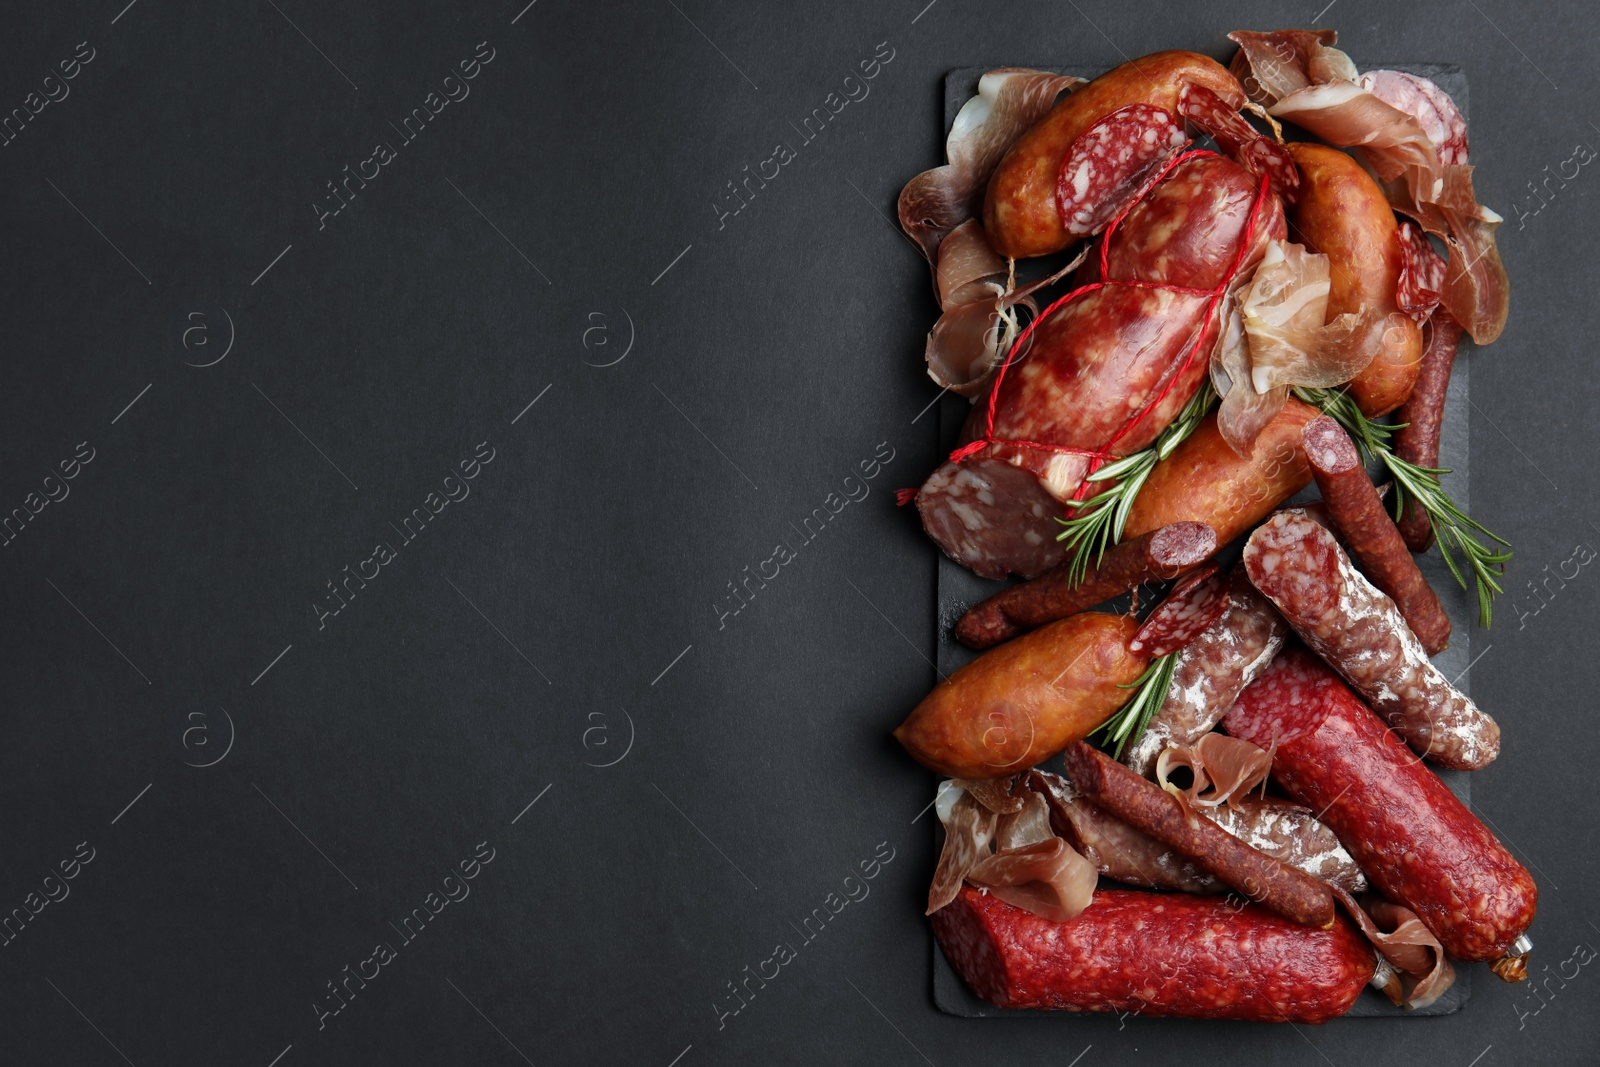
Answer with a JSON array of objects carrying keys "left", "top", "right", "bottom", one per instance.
[{"left": 891, "top": 30, "right": 1528, "bottom": 1024}]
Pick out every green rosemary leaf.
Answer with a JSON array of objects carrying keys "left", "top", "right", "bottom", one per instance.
[{"left": 1095, "top": 652, "right": 1179, "bottom": 759}]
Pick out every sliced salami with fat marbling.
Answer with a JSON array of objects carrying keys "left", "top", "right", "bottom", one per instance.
[
  {"left": 1055, "top": 104, "right": 1187, "bottom": 237},
  {"left": 1129, "top": 561, "right": 1227, "bottom": 656}
]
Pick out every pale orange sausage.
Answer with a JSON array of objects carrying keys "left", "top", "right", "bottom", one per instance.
[
  {"left": 983, "top": 51, "right": 1243, "bottom": 259},
  {"left": 1123, "top": 399, "right": 1318, "bottom": 546},
  {"left": 893, "top": 613, "right": 1144, "bottom": 779},
  {"left": 1286, "top": 143, "right": 1423, "bottom": 417}
]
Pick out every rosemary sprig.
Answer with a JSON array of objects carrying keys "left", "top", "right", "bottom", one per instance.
[
  {"left": 1054, "top": 381, "right": 1217, "bottom": 586},
  {"left": 1096, "top": 652, "right": 1179, "bottom": 759},
  {"left": 1294, "top": 386, "right": 1512, "bottom": 628}
]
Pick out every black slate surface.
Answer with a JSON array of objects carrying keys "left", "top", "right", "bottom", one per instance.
[{"left": 0, "top": 2, "right": 1594, "bottom": 1065}]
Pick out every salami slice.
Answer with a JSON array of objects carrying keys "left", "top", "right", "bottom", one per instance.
[
  {"left": 1178, "top": 83, "right": 1300, "bottom": 204},
  {"left": 1396, "top": 221, "right": 1447, "bottom": 324},
  {"left": 933, "top": 886, "right": 1373, "bottom": 1020},
  {"left": 915, "top": 456, "right": 1067, "bottom": 580},
  {"left": 1055, "top": 104, "right": 1188, "bottom": 237},
  {"left": 1123, "top": 565, "right": 1288, "bottom": 775},
  {"left": 1358, "top": 70, "right": 1469, "bottom": 165},
  {"left": 1129, "top": 561, "right": 1228, "bottom": 655},
  {"left": 1242, "top": 509, "right": 1499, "bottom": 770},
  {"left": 1224, "top": 648, "right": 1536, "bottom": 962}
]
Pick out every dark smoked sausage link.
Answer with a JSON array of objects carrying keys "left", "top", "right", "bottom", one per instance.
[
  {"left": 1223, "top": 648, "right": 1536, "bottom": 962},
  {"left": 955, "top": 522, "right": 1215, "bottom": 650},
  {"left": 1060, "top": 742, "right": 1336, "bottom": 929},
  {"left": 1301, "top": 416, "right": 1452, "bottom": 654},
  {"left": 1393, "top": 313, "right": 1464, "bottom": 551},
  {"left": 933, "top": 886, "right": 1373, "bottom": 1021}
]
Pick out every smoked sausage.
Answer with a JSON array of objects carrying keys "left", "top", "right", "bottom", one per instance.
[
  {"left": 1286, "top": 143, "right": 1423, "bottom": 416},
  {"left": 984, "top": 51, "right": 1244, "bottom": 258},
  {"left": 1122, "top": 398, "right": 1318, "bottom": 545},
  {"left": 955, "top": 522, "right": 1215, "bottom": 650},
  {"left": 1302, "top": 415, "right": 1452, "bottom": 653},
  {"left": 894, "top": 612, "right": 1145, "bottom": 778}
]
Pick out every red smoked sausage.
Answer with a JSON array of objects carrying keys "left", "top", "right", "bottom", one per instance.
[
  {"left": 1223, "top": 648, "right": 1536, "bottom": 962},
  {"left": 918, "top": 154, "right": 1284, "bottom": 580},
  {"left": 933, "top": 885, "right": 1373, "bottom": 1020}
]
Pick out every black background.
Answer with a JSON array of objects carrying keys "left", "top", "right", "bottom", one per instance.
[{"left": 0, "top": 1, "right": 1593, "bottom": 1065}]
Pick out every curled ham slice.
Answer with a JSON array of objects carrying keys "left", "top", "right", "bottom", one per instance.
[
  {"left": 968, "top": 837, "right": 1097, "bottom": 923},
  {"left": 927, "top": 786, "right": 996, "bottom": 914},
  {"left": 1154, "top": 732, "right": 1273, "bottom": 811},
  {"left": 898, "top": 69, "right": 1084, "bottom": 266},
  {"left": 1240, "top": 240, "right": 1367, "bottom": 392},
  {"left": 928, "top": 778, "right": 1096, "bottom": 924},
  {"left": 1334, "top": 886, "right": 1456, "bottom": 1010},
  {"left": 1211, "top": 299, "right": 1288, "bottom": 455},
  {"left": 1227, "top": 29, "right": 1358, "bottom": 106}
]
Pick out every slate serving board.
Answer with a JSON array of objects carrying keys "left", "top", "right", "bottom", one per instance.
[{"left": 930, "top": 63, "right": 1479, "bottom": 1019}]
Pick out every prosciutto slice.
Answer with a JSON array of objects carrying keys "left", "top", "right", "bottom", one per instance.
[
  {"left": 1264, "top": 70, "right": 1509, "bottom": 343},
  {"left": 927, "top": 778, "right": 1096, "bottom": 924},
  {"left": 923, "top": 225, "right": 1089, "bottom": 398},
  {"left": 898, "top": 69, "right": 1084, "bottom": 266},
  {"left": 1227, "top": 29, "right": 1358, "bottom": 106},
  {"left": 1154, "top": 732, "right": 1273, "bottom": 811},
  {"left": 1334, "top": 886, "right": 1457, "bottom": 1010},
  {"left": 1215, "top": 239, "right": 1363, "bottom": 453}
]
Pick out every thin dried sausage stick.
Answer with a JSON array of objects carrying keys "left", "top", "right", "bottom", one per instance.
[
  {"left": 954, "top": 522, "right": 1215, "bottom": 650},
  {"left": 1061, "top": 741, "right": 1336, "bottom": 928},
  {"left": 1301, "top": 415, "right": 1452, "bottom": 654},
  {"left": 1393, "top": 312, "right": 1464, "bottom": 551},
  {"left": 1243, "top": 509, "right": 1499, "bottom": 770}
]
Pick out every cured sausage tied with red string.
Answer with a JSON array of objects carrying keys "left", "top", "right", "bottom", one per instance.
[{"left": 917, "top": 143, "right": 1285, "bottom": 579}]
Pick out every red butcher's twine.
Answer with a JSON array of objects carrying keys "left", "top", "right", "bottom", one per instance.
[{"left": 947, "top": 148, "right": 1272, "bottom": 505}]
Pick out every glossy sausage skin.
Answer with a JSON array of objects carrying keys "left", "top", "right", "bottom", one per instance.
[
  {"left": 1123, "top": 399, "right": 1318, "bottom": 545},
  {"left": 1286, "top": 143, "right": 1423, "bottom": 416},
  {"left": 984, "top": 51, "right": 1244, "bottom": 258},
  {"left": 934, "top": 886, "right": 1373, "bottom": 1020},
  {"left": 894, "top": 613, "right": 1145, "bottom": 778},
  {"left": 1224, "top": 649, "right": 1536, "bottom": 961}
]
